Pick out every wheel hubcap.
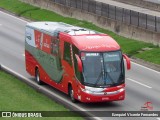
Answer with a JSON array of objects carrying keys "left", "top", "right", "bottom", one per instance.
[
  {"left": 71, "top": 89, "right": 74, "bottom": 100},
  {"left": 36, "top": 72, "right": 39, "bottom": 82}
]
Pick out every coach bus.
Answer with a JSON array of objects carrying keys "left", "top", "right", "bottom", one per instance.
[{"left": 25, "top": 22, "right": 131, "bottom": 102}]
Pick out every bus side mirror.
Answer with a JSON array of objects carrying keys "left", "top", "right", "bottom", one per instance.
[
  {"left": 75, "top": 54, "right": 83, "bottom": 72},
  {"left": 123, "top": 54, "right": 131, "bottom": 70}
]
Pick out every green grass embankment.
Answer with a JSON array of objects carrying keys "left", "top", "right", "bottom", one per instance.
[
  {"left": 0, "top": 71, "right": 83, "bottom": 120},
  {"left": 0, "top": 0, "right": 159, "bottom": 65}
]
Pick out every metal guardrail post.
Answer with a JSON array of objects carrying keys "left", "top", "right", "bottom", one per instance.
[
  {"left": 100, "top": 2, "right": 102, "bottom": 16},
  {"left": 76, "top": 0, "right": 77, "bottom": 8},
  {"left": 138, "top": 12, "right": 139, "bottom": 27},
  {"left": 65, "top": 0, "right": 66, "bottom": 5},
  {"left": 81, "top": 0, "right": 83, "bottom": 10},
  {"left": 69, "top": 0, "right": 71, "bottom": 7},
  {"left": 101, "top": 3, "right": 104, "bottom": 16},
  {"left": 155, "top": 16, "right": 157, "bottom": 32},
  {"left": 130, "top": 10, "right": 131, "bottom": 25},
  {"left": 122, "top": 8, "right": 124, "bottom": 22},
  {"left": 146, "top": 14, "right": 148, "bottom": 29},
  {"left": 87, "top": 0, "right": 89, "bottom": 12},
  {"left": 115, "top": 6, "right": 116, "bottom": 20},
  {"left": 108, "top": 4, "right": 109, "bottom": 18}
]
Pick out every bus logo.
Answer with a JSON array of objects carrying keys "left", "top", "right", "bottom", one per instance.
[{"left": 141, "top": 101, "right": 153, "bottom": 111}]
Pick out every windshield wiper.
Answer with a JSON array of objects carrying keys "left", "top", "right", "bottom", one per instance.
[
  {"left": 94, "top": 71, "right": 103, "bottom": 87},
  {"left": 105, "top": 71, "right": 116, "bottom": 85}
]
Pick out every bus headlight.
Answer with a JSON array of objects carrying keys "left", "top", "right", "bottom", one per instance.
[
  {"left": 118, "top": 88, "right": 125, "bottom": 93},
  {"left": 80, "top": 86, "right": 105, "bottom": 94},
  {"left": 80, "top": 87, "right": 93, "bottom": 94}
]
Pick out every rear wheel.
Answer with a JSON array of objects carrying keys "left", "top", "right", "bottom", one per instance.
[
  {"left": 69, "top": 86, "right": 76, "bottom": 103},
  {"left": 35, "top": 68, "right": 43, "bottom": 85}
]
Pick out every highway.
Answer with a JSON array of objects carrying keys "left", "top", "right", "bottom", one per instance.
[{"left": 0, "top": 10, "right": 160, "bottom": 120}]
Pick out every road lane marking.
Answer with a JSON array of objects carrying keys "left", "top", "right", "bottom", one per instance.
[
  {"left": 131, "top": 61, "right": 160, "bottom": 74},
  {"left": 0, "top": 11, "right": 28, "bottom": 23},
  {"left": 127, "top": 78, "right": 152, "bottom": 89},
  {"left": 157, "top": 118, "right": 160, "bottom": 120}
]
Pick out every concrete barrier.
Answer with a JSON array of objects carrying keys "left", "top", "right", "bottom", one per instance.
[{"left": 20, "top": 0, "right": 160, "bottom": 46}]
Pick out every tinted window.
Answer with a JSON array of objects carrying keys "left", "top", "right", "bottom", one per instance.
[
  {"left": 64, "top": 42, "right": 72, "bottom": 66},
  {"left": 81, "top": 51, "right": 124, "bottom": 87},
  {"left": 72, "top": 45, "right": 81, "bottom": 81},
  {"left": 51, "top": 38, "right": 59, "bottom": 56}
]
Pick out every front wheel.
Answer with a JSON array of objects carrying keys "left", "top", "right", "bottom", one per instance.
[
  {"left": 35, "top": 69, "right": 43, "bottom": 85},
  {"left": 69, "top": 86, "right": 77, "bottom": 103}
]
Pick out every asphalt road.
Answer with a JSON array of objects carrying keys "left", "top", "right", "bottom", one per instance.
[{"left": 0, "top": 11, "right": 160, "bottom": 120}]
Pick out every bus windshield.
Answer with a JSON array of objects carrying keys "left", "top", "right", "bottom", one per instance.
[{"left": 81, "top": 51, "right": 124, "bottom": 87}]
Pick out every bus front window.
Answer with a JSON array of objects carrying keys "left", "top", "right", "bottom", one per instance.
[{"left": 81, "top": 51, "right": 124, "bottom": 87}]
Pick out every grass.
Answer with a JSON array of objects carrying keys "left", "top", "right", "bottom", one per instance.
[
  {"left": 0, "top": 0, "right": 159, "bottom": 65},
  {"left": 0, "top": 71, "right": 83, "bottom": 120},
  {"left": 135, "top": 48, "right": 160, "bottom": 64}
]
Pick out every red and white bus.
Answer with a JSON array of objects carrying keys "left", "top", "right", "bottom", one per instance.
[{"left": 25, "top": 22, "right": 131, "bottom": 103}]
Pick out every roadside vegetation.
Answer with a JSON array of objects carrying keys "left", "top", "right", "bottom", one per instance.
[
  {"left": 0, "top": 71, "right": 83, "bottom": 120},
  {"left": 0, "top": 0, "right": 159, "bottom": 65}
]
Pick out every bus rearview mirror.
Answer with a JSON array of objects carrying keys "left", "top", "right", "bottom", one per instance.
[
  {"left": 123, "top": 54, "right": 131, "bottom": 70},
  {"left": 75, "top": 54, "right": 83, "bottom": 72}
]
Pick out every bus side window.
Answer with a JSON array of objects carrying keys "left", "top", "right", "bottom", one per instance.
[
  {"left": 51, "top": 37, "right": 59, "bottom": 56},
  {"left": 72, "top": 45, "right": 81, "bottom": 81},
  {"left": 64, "top": 42, "right": 72, "bottom": 66}
]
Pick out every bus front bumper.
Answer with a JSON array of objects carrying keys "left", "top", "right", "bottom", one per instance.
[{"left": 77, "top": 87, "right": 125, "bottom": 103}]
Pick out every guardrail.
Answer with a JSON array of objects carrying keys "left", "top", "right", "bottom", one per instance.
[{"left": 52, "top": 0, "right": 160, "bottom": 32}]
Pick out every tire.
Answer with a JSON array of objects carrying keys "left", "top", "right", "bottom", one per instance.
[
  {"left": 35, "top": 69, "right": 43, "bottom": 85},
  {"left": 69, "top": 86, "right": 77, "bottom": 103}
]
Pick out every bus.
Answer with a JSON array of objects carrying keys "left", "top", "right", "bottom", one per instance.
[{"left": 25, "top": 22, "right": 131, "bottom": 103}]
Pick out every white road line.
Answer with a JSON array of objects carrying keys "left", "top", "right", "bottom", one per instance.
[
  {"left": 131, "top": 61, "right": 160, "bottom": 74},
  {"left": 157, "top": 118, "right": 160, "bottom": 120},
  {"left": 127, "top": 78, "right": 152, "bottom": 89},
  {"left": 0, "top": 11, "right": 28, "bottom": 23}
]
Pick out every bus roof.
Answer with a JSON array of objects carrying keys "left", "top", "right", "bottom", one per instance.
[
  {"left": 26, "top": 22, "right": 99, "bottom": 36},
  {"left": 27, "top": 22, "right": 120, "bottom": 51}
]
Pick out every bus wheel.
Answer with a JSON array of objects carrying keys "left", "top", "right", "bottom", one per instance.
[
  {"left": 35, "top": 68, "right": 43, "bottom": 85},
  {"left": 69, "top": 86, "right": 76, "bottom": 103}
]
